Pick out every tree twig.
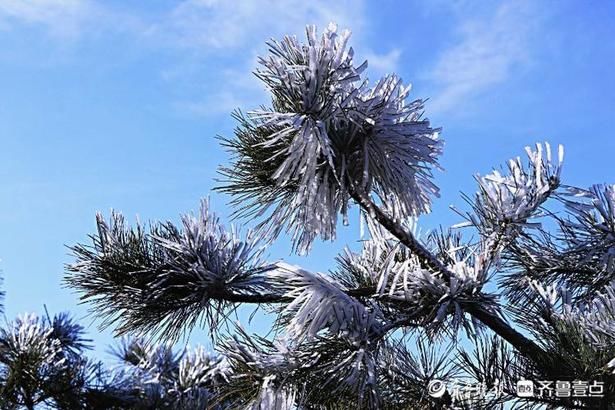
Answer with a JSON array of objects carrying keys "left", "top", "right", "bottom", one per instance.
[{"left": 347, "top": 185, "right": 552, "bottom": 371}]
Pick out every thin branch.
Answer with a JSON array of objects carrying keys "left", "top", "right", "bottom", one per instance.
[{"left": 347, "top": 185, "right": 552, "bottom": 371}]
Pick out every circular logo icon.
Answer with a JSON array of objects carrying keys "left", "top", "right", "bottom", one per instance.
[{"left": 428, "top": 379, "right": 447, "bottom": 398}]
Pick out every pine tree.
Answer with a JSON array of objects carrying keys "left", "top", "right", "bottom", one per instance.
[
  {"left": 64, "top": 24, "right": 615, "bottom": 409},
  {"left": 0, "top": 303, "right": 230, "bottom": 408}
]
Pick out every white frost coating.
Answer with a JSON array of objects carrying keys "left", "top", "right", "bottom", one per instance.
[
  {"left": 344, "top": 216, "right": 491, "bottom": 331},
  {"left": 564, "top": 184, "right": 615, "bottom": 272},
  {"left": 175, "top": 346, "right": 231, "bottom": 393},
  {"left": 247, "top": 375, "right": 296, "bottom": 410},
  {"left": 534, "top": 280, "right": 615, "bottom": 349},
  {"left": 219, "top": 331, "right": 302, "bottom": 409},
  {"left": 270, "top": 262, "right": 383, "bottom": 343},
  {"left": 356, "top": 74, "right": 442, "bottom": 218},
  {"left": 323, "top": 345, "right": 379, "bottom": 405},
  {"left": 529, "top": 280, "right": 560, "bottom": 310},
  {"left": 251, "top": 23, "right": 365, "bottom": 255},
  {"left": 570, "top": 283, "right": 615, "bottom": 344},
  {"left": 2, "top": 313, "right": 65, "bottom": 370},
  {"left": 418, "top": 239, "right": 492, "bottom": 328},
  {"left": 153, "top": 199, "right": 272, "bottom": 296},
  {"left": 116, "top": 340, "right": 231, "bottom": 407},
  {"left": 247, "top": 24, "right": 441, "bottom": 254},
  {"left": 462, "top": 143, "right": 564, "bottom": 236}
]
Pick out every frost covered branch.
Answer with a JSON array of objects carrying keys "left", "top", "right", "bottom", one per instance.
[
  {"left": 454, "top": 143, "right": 563, "bottom": 244},
  {"left": 62, "top": 23, "right": 615, "bottom": 409},
  {"left": 66, "top": 200, "right": 278, "bottom": 340},
  {"left": 219, "top": 23, "right": 441, "bottom": 254}
]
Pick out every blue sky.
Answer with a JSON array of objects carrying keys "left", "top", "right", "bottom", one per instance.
[{"left": 0, "top": 0, "right": 614, "bottom": 360}]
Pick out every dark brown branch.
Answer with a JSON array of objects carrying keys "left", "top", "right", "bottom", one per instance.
[
  {"left": 217, "top": 285, "right": 377, "bottom": 304},
  {"left": 349, "top": 186, "right": 449, "bottom": 274},
  {"left": 208, "top": 289, "right": 291, "bottom": 304},
  {"left": 464, "top": 304, "right": 549, "bottom": 368},
  {"left": 220, "top": 285, "right": 548, "bottom": 368},
  {"left": 347, "top": 185, "right": 552, "bottom": 370}
]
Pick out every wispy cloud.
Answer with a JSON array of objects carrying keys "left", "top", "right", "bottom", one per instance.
[
  {"left": 0, "top": 0, "right": 146, "bottom": 44},
  {"left": 0, "top": 1, "right": 543, "bottom": 119},
  {"left": 0, "top": 0, "right": 93, "bottom": 38},
  {"left": 153, "top": 0, "right": 369, "bottom": 116},
  {"left": 154, "top": 0, "right": 366, "bottom": 51},
  {"left": 426, "top": 1, "right": 540, "bottom": 114},
  {"left": 364, "top": 48, "right": 402, "bottom": 78},
  {"left": 172, "top": 54, "right": 269, "bottom": 117},
  {"left": 0, "top": 0, "right": 373, "bottom": 117}
]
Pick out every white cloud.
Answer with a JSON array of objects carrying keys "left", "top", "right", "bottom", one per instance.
[
  {"left": 174, "top": 57, "right": 270, "bottom": 117},
  {"left": 427, "top": 1, "right": 540, "bottom": 114},
  {"left": 0, "top": 0, "right": 400, "bottom": 117},
  {"left": 156, "top": 0, "right": 366, "bottom": 51},
  {"left": 0, "top": 0, "right": 92, "bottom": 37},
  {"left": 175, "top": 92, "right": 244, "bottom": 117},
  {"left": 364, "top": 48, "right": 402, "bottom": 78},
  {"left": 154, "top": 0, "right": 369, "bottom": 116}
]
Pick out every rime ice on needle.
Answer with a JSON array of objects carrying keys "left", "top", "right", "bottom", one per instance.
[
  {"left": 456, "top": 143, "right": 564, "bottom": 237},
  {"left": 63, "top": 23, "right": 615, "bottom": 409},
  {"left": 221, "top": 23, "right": 441, "bottom": 254}
]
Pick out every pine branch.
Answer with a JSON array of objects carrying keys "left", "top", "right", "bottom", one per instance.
[
  {"left": 65, "top": 200, "right": 279, "bottom": 341},
  {"left": 347, "top": 185, "right": 552, "bottom": 373},
  {"left": 60, "top": 22, "right": 615, "bottom": 408}
]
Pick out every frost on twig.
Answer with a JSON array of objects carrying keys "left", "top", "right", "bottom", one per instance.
[
  {"left": 111, "top": 338, "right": 231, "bottom": 408},
  {"left": 509, "top": 280, "right": 615, "bottom": 380},
  {"left": 455, "top": 143, "right": 563, "bottom": 239},
  {"left": 0, "top": 312, "right": 105, "bottom": 408},
  {"left": 336, "top": 217, "right": 496, "bottom": 338},
  {"left": 502, "top": 183, "right": 615, "bottom": 303},
  {"left": 562, "top": 184, "right": 615, "bottom": 278},
  {"left": 216, "top": 329, "right": 298, "bottom": 410},
  {"left": 219, "top": 24, "right": 441, "bottom": 254},
  {"left": 66, "top": 200, "right": 276, "bottom": 340},
  {"left": 269, "top": 262, "right": 384, "bottom": 343}
]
